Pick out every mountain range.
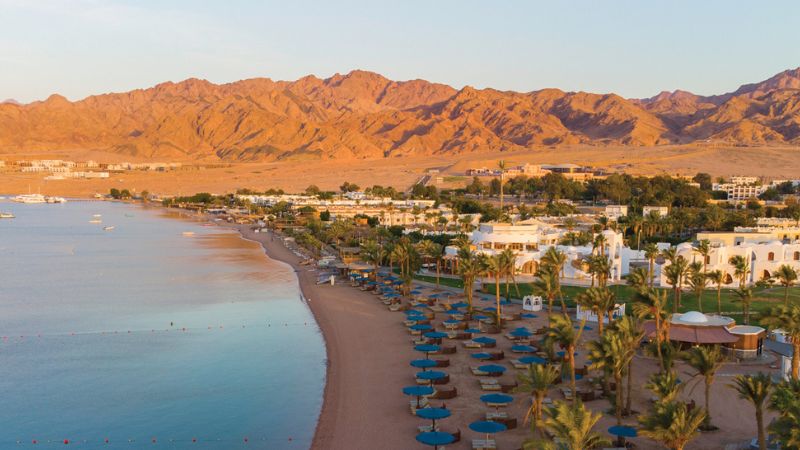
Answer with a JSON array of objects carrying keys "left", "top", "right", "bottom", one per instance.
[{"left": 2, "top": 68, "right": 800, "bottom": 161}]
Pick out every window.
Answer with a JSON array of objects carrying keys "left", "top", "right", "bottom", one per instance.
[
  {"left": 482, "top": 242, "right": 492, "bottom": 250},
  {"left": 794, "top": 251, "right": 800, "bottom": 261},
  {"left": 768, "top": 252, "right": 775, "bottom": 261},
  {"left": 525, "top": 244, "right": 538, "bottom": 251},
  {"left": 509, "top": 243, "right": 523, "bottom": 251}
]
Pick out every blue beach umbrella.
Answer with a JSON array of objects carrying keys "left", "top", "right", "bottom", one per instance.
[
  {"left": 450, "top": 302, "right": 468, "bottom": 309},
  {"left": 499, "top": 299, "right": 512, "bottom": 306},
  {"left": 414, "top": 344, "right": 441, "bottom": 358},
  {"left": 473, "top": 314, "right": 488, "bottom": 320},
  {"left": 510, "top": 328, "right": 533, "bottom": 338},
  {"left": 511, "top": 344, "right": 536, "bottom": 353},
  {"left": 410, "top": 290, "right": 422, "bottom": 295},
  {"left": 574, "top": 325, "right": 593, "bottom": 331},
  {"left": 428, "top": 293, "right": 442, "bottom": 299},
  {"left": 519, "top": 355, "right": 547, "bottom": 365},
  {"left": 470, "top": 352, "right": 492, "bottom": 360},
  {"left": 411, "top": 359, "right": 438, "bottom": 370},
  {"left": 464, "top": 328, "right": 482, "bottom": 334},
  {"left": 521, "top": 313, "right": 538, "bottom": 319},
  {"left": 480, "top": 393, "right": 513, "bottom": 405},
  {"left": 424, "top": 331, "right": 448, "bottom": 339},
  {"left": 403, "top": 385, "right": 435, "bottom": 397},
  {"left": 473, "top": 336, "right": 496, "bottom": 345},
  {"left": 608, "top": 425, "right": 637, "bottom": 438},
  {"left": 415, "top": 431, "right": 455, "bottom": 449},
  {"left": 416, "top": 370, "right": 447, "bottom": 382},
  {"left": 416, "top": 407, "right": 451, "bottom": 427},
  {"left": 556, "top": 350, "right": 578, "bottom": 358},
  {"left": 443, "top": 319, "right": 461, "bottom": 325},
  {"left": 469, "top": 420, "right": 507, "bottom": 434},
  {"left": 410, "top": 324, "right": 433, "bottom": 331},
  {"left": 477, "top": 364, "right": 506, "bottom": 374}
]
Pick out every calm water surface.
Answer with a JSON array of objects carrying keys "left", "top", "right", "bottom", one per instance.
[{"left": 0, "top": 200, "right": 325, "bottom": 449}]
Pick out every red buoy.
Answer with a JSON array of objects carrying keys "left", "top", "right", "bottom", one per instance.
[
  {"left": 192, "top": 438, "right": 197, "bottom": 443},
  {"left": 32, "top": 439, "right": 38, "bottom": 444},
  {"left": 244, "top": 437, "right": 248, "bottom": 443},
  {"left": 64, "top": 439, "right": 69, "bottom": 444}
]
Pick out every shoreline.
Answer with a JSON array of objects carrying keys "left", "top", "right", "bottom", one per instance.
[{"left": 231, "top": 224, "right": 419, "bottom": 450}]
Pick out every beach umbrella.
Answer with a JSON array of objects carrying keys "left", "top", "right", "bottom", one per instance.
[
  {"left": 510, "top": 328, "right": 533, "bottom": 338},
  {"left": 450, "top": 302, "right": 468, "bottom": 309},
  {"left": 366, "top": 281, "right": 377, "bottom": 285},
  {"left": 477, "top": 364, "right": 506, "bottom": 374},
  {"left": 384, "top": 293, "right": 400, "bottom": 298},
  {"left": 416, "top": 407, "right": 451, "bottom": 428},
  {"left": 519, "top": 356, "right": 547, "bottom": 365},
  {"left": 469, "top": 420, "right": 507, "bottom": 434},
  {"left": 511, "top": 344, "right": 536, "bottom": 353},
  {"left": 404, "top": 308, "right": 425, "bottom": 315},
  {"left": 424, "top": 331, "right": 448, "bottom": 339},
  {"left": 472, "top": 336, "right": 496, "bottom": 345},
  {"left": 415, "top": 431, "right": 455, "bottom": 449},
  {"left": 410, "top": 324, "right": 433, "bottom": 331},
  {"left": 556, "top": 350, "right": 578, "bottom": 358},
  {"left": 410, "top": 290, "right": 422, "bottom": 295},
  {"left": 480, "top": 393, "right": 513, "bottom": 407},
  {"left": 499, "top": 299, "right": 512, "bottom": 306},
  {"left": 521, "top": 313, "right": 538, "bottom": 319},
  {"left": 473, "top": 314, "right": 488, "bottom": 320},
  {"left": 464, "top": 328, "right": 482, "bottom": 334},
  {"left": 428, "top": 293, "right": 442, "bottom": 299},
  {"left": 574, "top": 325, "right": 593, "bottom": 331},
  {"left": 607, "top": 425, "right": 637, "bottom": 438},
  {"left": 470, "top": 352, "right": 492, "bottom": 360},
  {"left": 416, "top": 370, "right": 447, "bottom": 383},
  {"left": 443, "top": 319, "right": 461, "bottom": 325},
  {"left": 414, "top": 344, "right": 441, "bottom": 358},
  {"left": 411, "top": 359, "right": 438, "bottom": 370},
  {"left": 403, "top": 384, "right": 434, "bottom": 406}
]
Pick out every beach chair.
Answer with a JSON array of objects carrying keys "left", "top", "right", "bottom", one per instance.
[
  {"left": 510, "top": 359, "right": 528, "bottom": 369},
  {"left": 433, "top": 358, "right": 450, "bottom": 368},
  {"left": 487, "top": 351, "right": 504, "bottom": 361},
  {"left": 470, "top": 366, "right": 489, "bottom": 376},
  {"left": 440, "top": 344, "right": 457, "bottom": 354},
  {"left": 472, "top": 439, "right": 497, "bottom": 450},
  {"left": 431, "top": 386, "right": 458, "bottom": 399},
  {"left": 463, "top": 340, "right": 482, "bottom": 349},
  {"left": 560, "top": 387, "right": 574, "bottom": 400},
  {"left": 500, "top": 380, "right": 518, "bottom": 393}
]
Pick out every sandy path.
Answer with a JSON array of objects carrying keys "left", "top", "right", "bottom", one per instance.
[{"left": 234, "top": 225, "right": 420, "bottom": 450}]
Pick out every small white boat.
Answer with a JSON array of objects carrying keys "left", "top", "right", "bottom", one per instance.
[
  {"left": 45, "top": 196, "right": 67, "bottom": 204},
  {"left": 93, "top": 214, "right": 102, "bottom": 218},
  {"left": 103, "top": 226, "right": 115, "bottom": 231},
  {"left": 0, "top": 212, "right": 14, "bottom": 219},
  {"left": 182, "top": 231, "right": 195, "bottom": 237},
  {"left": 89, "top": 219, "right": 102, "bottom": 224}
]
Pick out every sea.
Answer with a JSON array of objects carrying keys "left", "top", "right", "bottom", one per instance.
[{"left": 0, "top": 199, "right": 325, "bottom": 449}]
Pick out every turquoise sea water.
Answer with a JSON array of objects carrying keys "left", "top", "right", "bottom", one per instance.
[{"left": 0, "top": 200, "right": 325, "bottom": 449}]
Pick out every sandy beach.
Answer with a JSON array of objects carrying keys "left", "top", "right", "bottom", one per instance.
[{"left": 232, "top": 221, "right": 780, "bottom": 450}]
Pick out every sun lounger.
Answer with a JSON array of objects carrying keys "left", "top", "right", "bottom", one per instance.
[
  {"left": 431, "top": 386, "right": 458, "bottom": 399},
  {"left": 485, "top": 411, "right": 508, "bottom": 420},
  {"left": 470, "top": 366, "right": 489, "bottom": 376},
  {"left": 560, "top": 387, "right": 574, "bottom": 400},
  {"left": 472, "top": 439, "right": 497, "bottom": 450},
  {"left": 433, "top": 358, "right": 450, "bottom": 368},
  {"left": 488, "top": 351, "right": 504, "bottom": 361},
  {"left": 440, "top": 345, "right": 457, "bottom": 354},
  {"left": 500, "top": 381, "right": 518, "bottom": 393},
  {"left": 463, "top": 341, "right": 482, "bottom": 349},
  {"left": 480, "top": 382, "right": 502, "bottom": 391}
]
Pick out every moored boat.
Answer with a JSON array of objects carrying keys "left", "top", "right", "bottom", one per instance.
[
  {"left": 0, "top": 212, "right": 14, "bottom": 219},
  {"left": 12, "top": 194, "right": 46, "bottom": 204}
]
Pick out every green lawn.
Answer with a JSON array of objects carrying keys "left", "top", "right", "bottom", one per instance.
[{"left": 479, "top": 281, "right": 800, "bottom": 324}]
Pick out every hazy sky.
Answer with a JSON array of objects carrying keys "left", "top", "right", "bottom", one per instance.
[{"left": 2, "top": 0, "right": 799, "bottom": 103}]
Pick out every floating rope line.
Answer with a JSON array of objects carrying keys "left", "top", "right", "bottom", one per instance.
[{"left": 0, "top": 321, "right": 323, "bottom": 343}]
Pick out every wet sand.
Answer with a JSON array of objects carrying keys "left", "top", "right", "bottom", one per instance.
[{"left": 233, "top": 225, "right": 420, "bottom": 450}]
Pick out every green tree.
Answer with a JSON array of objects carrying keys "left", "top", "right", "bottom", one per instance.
[
  {"left": 546, "top": 314, "right": 585, "bottom": 404},
  {"left": 706, "top": 270, "right": 724, "bottom": 314},
  {"left": 730, "top": 373, "right": 773, "bottom": 450},
  {"left": 515, "top": 364, "right": 561, "bottom": 438},
  {"left": 684, "top": 345, "right": 724, "bottom": 429},
  {"left": 761, "top": 304, "right": 800, "bottom": 379},
  {"left": 534, "top": 400, "right": 609, "bottom": 450},
  {"left": 775, "top": 264, "right": 798, "bottom": 306},
  {"left": 639, "top": 400, "right": 706, "bottom": 450}
]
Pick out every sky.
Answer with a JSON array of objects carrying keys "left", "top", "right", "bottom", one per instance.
[{"left": 1, "top": 0, "right": 799, "bottom": 103}]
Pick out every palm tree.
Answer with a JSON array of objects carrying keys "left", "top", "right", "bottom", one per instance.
[
  {"left": 498, "top": 160, "right": 506, "bottom": 215},
  {"left": 532, "top": 265, "right": 559, "bottom": 315},
  {"left": 633, "top": 288, "right": 670, "bottom": 371},
  {"left": 664, "top": 255, "right": 689, "bottom": 312},
  {"left": 575, "top": 287, "right": 615, "bottom": 337},
  {"left": 761, "top": 304, "right": 800, "bottom": 379},
  {"left": 360, "top": 239, "right": 382, "bottom": 272},
  {"left": 639, "top": 400, "right": 706, "bottom": 450},
  {"left": 587, "top": 331, "right": 627, "bottom": 424},
  {"left": 458, "top": 252, "right": 484, "bottom": 312},
  {"left": 693, "top": 239, "right": 711, "bottom": 275},
  {"left": 589, "top": 255, "right": 612, "bottom": 289},
  {"left": 730, "top": 373, "right": 773, "bottom": 450},
  {"left": 615, "top": 315, "right": 644, "bottom": 415},
  {"left": 706, "top": 270, "right": 724, "bottom": 314},
  {"left": 734, "top": 287, "right": 754, "bottom": 325},
  {"left": 546, "top": 314, "right": 585, "bottom": 404},
  {"left": 592, "top": 233, "right": 608, "bottom": 257},
  {"left": 768, "top": 379, "right": 800, "bottom": 448},
  {"left": 485, "top": 254, "right": 506, "bottom": 326},
  {"left": 536, "top": 400, "right": 610, "bottom": 450},
  {"left": 684, "top": 345, "right": 724, "bottom": 429},
  {"left": 500, "top": 248, "right": 520, "bottom": 300},
  {"left": 729, "top": 254, "right": 751, "bottom": 289},
  {"left": 627, "top": 267, "right": 649, "bottom": 293},
  {"left": 687, "top": 261, "right": 706, "bottom": 312},
  {"left": 516, "top": 364, "right": 561, "bottom": 438},
  {"left": 542, "top": 247, "right": 568, "bottom": 312},
  {"left": 646, "top": 370, "right": 684, "bottom": 403},
  {"left": 775, "top": 264, "right": 798, "bottom": 306},
  {"left": 418, "top": 240, "right": 443, "bottom": 290},
  {"left": 644, "top": 242, "right": 660, "bottom": 288}
]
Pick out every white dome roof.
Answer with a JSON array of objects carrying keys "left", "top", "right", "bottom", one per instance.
[
  {"left": 680, "top": 311, "right": 709, "bottom": 324},
  {"left": 677, "top": 243, "right": 693, "bottom": 251}
]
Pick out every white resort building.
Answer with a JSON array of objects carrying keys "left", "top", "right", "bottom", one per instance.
[{"left": 445, "top": 220, "right": 640, "bottom": 282}]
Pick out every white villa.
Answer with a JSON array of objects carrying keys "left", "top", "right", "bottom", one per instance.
[
  {"left": 445, "top": 220, "right": 641, "bottom": 282},
  {"left": 657, "top": 233, "right": 800, "bottom": 287}
]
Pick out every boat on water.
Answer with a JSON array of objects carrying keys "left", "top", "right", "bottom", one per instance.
[
  {"left": 45, "top": 196, "right": 67, "bottom": 203},
  {"left": 12, "top": 194, "right": 46, "bottom": 204},
  {"left": 93, "top": 214, "right": 102, "bottom": 218},
  {"left": 103, "top": 226, "right": 115, "bottom": 231},
  {"left": 0, "top": 212, "right": 14, "bottom": 219},
  {"left": 89, "top": 219, "right": 102, "bottom": 224},
  {"left": 182, "top": 231, "right": 195, "bottom": 237}
]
